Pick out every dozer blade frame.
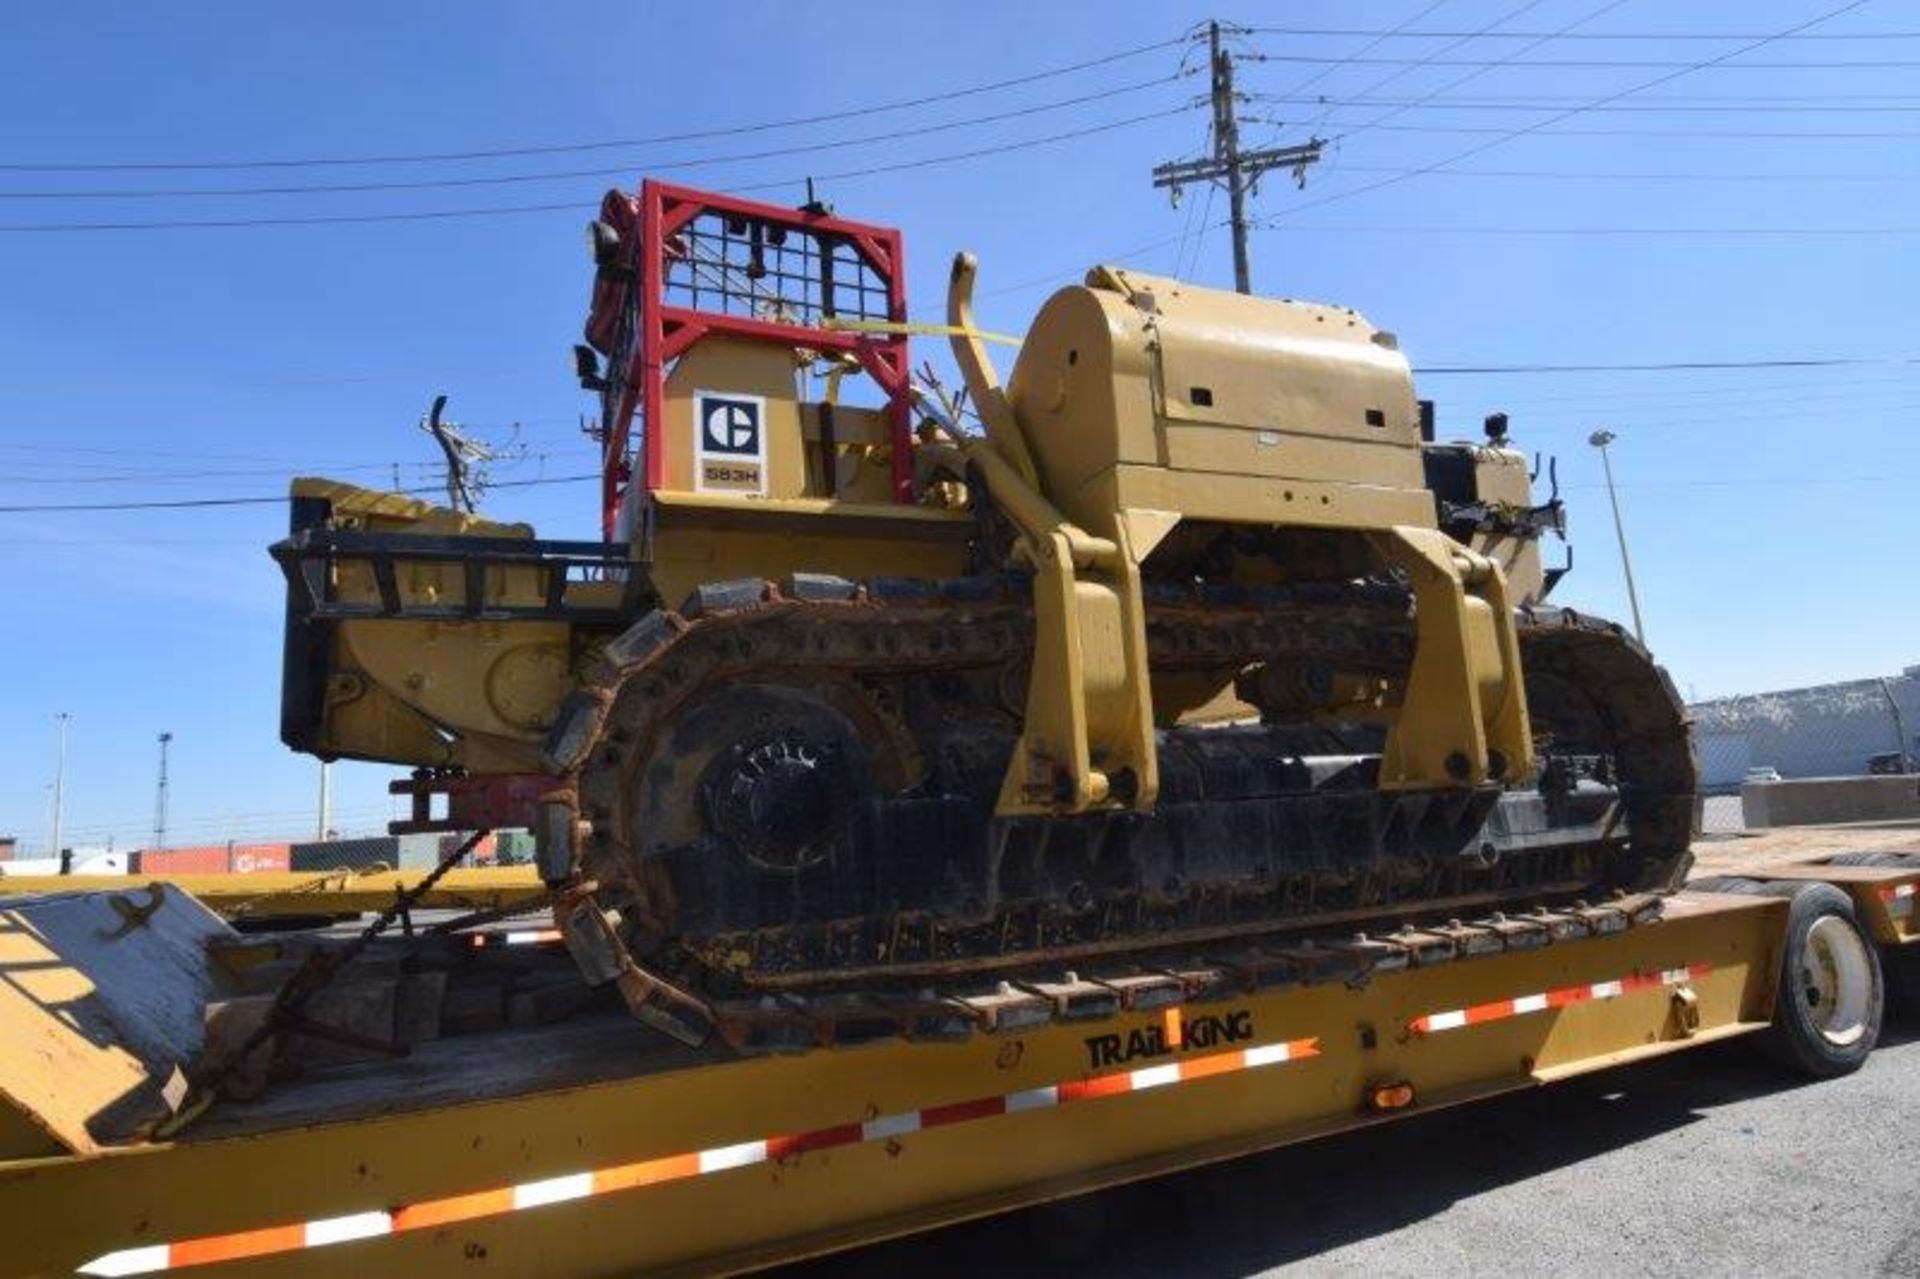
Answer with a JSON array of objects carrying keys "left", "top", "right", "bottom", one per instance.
[
  {"left": 949, "top": 253, "right": 1158, "bottom": 816},
  {"left": 947, "top": 252, "right": 1538, "bottom": 812},
  {"left": 1374, "top": 525, "right": 1536, "bottom": 790}
]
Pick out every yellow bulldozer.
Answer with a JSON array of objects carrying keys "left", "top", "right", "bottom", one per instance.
[{"left": 273, "top": 180, "right": 1695, "bottom": 1047}]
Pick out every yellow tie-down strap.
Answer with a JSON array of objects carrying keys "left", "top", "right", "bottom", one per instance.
[{"left": 821, "top": 317, "right": 1022, "bottom": 347}]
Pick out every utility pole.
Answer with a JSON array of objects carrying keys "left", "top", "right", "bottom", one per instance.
[
  {"left": 49, "top": 712, "right": 69, "bottom": 859},
  {"left": 1588, "top": 430, "right": 1647, "bottom": 645},
  {"left": 1152, "top": 21, "right": 1324, "bottom": 294},
  {"left": 153, "top": 731, "right": 173, "bottom": 851}
]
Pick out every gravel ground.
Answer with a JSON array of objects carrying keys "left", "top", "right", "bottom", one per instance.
[{"left": 783, "top": 1022, "right": 1920, "bottom": 1278}]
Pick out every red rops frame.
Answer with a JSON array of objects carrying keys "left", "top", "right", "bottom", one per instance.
[{"left": 588, "top": 180, "right": 913, "bottom": 538}]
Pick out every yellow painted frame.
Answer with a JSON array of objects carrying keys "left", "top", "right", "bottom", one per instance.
[{"left": 3, "top": 892, "right": 1786, "bottom": 1278}]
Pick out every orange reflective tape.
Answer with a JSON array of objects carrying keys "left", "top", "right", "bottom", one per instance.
[
  {"left": 170, "top": 1223, "right": 305, "bottom": 1266},
  {"left": 594, "top": 1152, "right": 700, "bottom": 1194},
  {"left": 1178, "top": 1049, "right": 1245, "bottom": 1081},
  {"left": 390, "top": 1186, "right": 515, "bottom": 1232},
  {"left": 1161, "top": 1006, "right": 1184, "bottom": 1049},
  {"left": 1058, "top": 1072, "right": 1133, "bottom": 1103}
]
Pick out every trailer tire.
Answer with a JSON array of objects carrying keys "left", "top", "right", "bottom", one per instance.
[
  {"left": 1826, "top": 851, "right": 1920, "bottom": 869},
  {"left": 1754, "top": 881, "right": 1882, "bottom": 1078}
]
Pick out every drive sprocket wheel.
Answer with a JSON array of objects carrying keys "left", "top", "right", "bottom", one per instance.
[{"left": 579, "top": 664, "right": 922, "bottom": 959}]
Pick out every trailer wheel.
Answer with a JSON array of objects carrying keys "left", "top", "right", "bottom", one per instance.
[{"left": 1756, "top": 882, "right": 1883, "bottom": 1078}]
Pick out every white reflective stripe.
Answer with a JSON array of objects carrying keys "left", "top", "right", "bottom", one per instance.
[
  {"left": 698, "top": 1139, "right": 768, "bottom": 1173},
  {"left": 304, "top": 1210, "right": 393, "bottom": 1245},
  {"left": 1005, "top": 1085, "right": 1059, "bottom": 1112},
  {"left": 861, "top": 1111, "right": 920, "bottom": 1141},
  {"left": 1590, "top": 980, "right": 1624, "bottom": 999},
  {"left": 1244, "top": 1042, "right": 1295, "bottom": 1067},
  {"left": 1129, "top": 1063, "right": 1181, "bottom": 1091},
  {"left": 76, "top": 1246, "right": 170, "bottom": 1277},
  {"left": 1660, "top": 967, "right": 1691, "bottom": 985},
  {"left": 512, "top": 1172, "right": 594, "bottom": 1210},
  {"left": 1423, "top": 1009, "right": 1469, "bottom": 1032},
  {"left": 1511, "top": 993, "right": 1549, "bottom": 1015}
]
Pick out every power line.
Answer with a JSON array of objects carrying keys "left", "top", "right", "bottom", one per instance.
[
  {"left": 1258, "top": 118, "right": 1920, "bottom": 139},
  {"left": 0, "top": 108, "right": 1191, "bottom": 233},
  {"left": 5, "top": 358, "right": 1915, "bottom": 513},
  {"left": 1317, "top": 163, "right": 1920, "bottom": 183},
  {"left": 1272, "top": 0, "right": 1452, "bottom": 107},
  {"left": 1242, "top": 26, "right": 1920, "bottom": 41},
  {"left": 1257, "top": 0, "right": 1873, "bottom": 228},
  {"left": 1279, "top": 221, "right": 1920, "bottom": 236},
  {"left": 1514, "top": 390, "right": 1920, "bottom": 426},
  {"left": 1302, "top": 90, "right": 1920, "bottom": 102},
  {"left": 0, "top": 456, "right": 556, "bottom": 486},
  {"left": 1485, "top": 372, "right": 1920, "bottom": 407},
  {"left": 906, "top": 229, "right": 1195, "bottom": 319},
  {"left": 0, "top": 472, "right": 596, "bottom": 514},
  {"left": 1416, "top": 356, "right": 1920, "bottom": 375},
  {"left": 1248, "top": 92, "right": 1920, "bottom": 114},
  {"left": 1242, "top": 53, "right": 1920, "bottom": 69},
  {"left": 0, "top": 76, "right": 1185, "bottom": 201},
  {"left": 1332, "top": 0, "right": 1624, "bottom": 146},
  {"left": 0, "top": 36, "right": 1189, "bottom": 173},
  {"left": 1295, "top": 0, "right": 1549, "bottom": 134},
  {"left": 1566, "top": 472, "right": 1920, "bottom": 489},
  {"left": 1507, "top": 393, "right": 1920, "bottom": 427}
]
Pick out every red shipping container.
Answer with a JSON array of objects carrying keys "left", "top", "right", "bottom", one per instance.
[
  {"left": 229, "top": 843, "right": 291, "bottom": 874},
  {"left": 138, "top": 846, "right": 231, "bottom": 875},
  {"left": 438, "top": 832, "right": 498, "bottom": 865}
]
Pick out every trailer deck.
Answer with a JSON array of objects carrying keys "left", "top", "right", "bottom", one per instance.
[{"left": 1, "top": 830, "right": 1912, "bottom": 1278}]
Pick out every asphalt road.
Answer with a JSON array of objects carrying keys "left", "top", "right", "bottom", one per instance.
[{"left": 781, "top": 1019, "right": 1920, "bottom": 1278}]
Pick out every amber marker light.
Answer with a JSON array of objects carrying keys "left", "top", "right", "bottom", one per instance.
[{"left": 1367, "top": 1081, "right": 1416, "bottom": 1112}]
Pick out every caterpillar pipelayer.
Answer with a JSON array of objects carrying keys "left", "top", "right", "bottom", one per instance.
[{"left": 273, "top": 180, "right": 1695, "bottom": 1048}]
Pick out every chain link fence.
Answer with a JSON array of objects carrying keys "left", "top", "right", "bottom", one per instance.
[{"left": 1689, "top": 666, "right": 1920, "bottom": 835}]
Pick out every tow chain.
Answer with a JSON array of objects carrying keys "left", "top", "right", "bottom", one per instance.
[{"left": 163, "top": 828, "right": 493, "bottom": 1135}]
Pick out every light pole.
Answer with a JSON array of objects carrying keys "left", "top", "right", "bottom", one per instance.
[
  {"left": 1588, "top": 430, "right": 1646, "bottom": 645},
  {"left": 317, "top": 760, "right": 333, "bottom": 841},
  {"left": 154, "top": 732, "right": 173, "bottom": 851},
  {"left": 49, "top": 712, "right": 70, "bottom": 860}
]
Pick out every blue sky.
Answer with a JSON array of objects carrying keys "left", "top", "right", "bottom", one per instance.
[{"left": 2, "top": 1, "right": 1914, "bottom": 853}]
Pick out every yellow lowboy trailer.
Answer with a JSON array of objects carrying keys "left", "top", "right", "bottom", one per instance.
[
  {"left": 0, "top": 867, "right": 548, "bottom": 921},
  {"left": 1, "top": 855, "right": 1910, "bottom": 1279}
]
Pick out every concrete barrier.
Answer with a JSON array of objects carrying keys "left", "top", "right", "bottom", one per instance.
[{"left": 1742, "top": 775, "right": 1920, "bottom": 828}]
